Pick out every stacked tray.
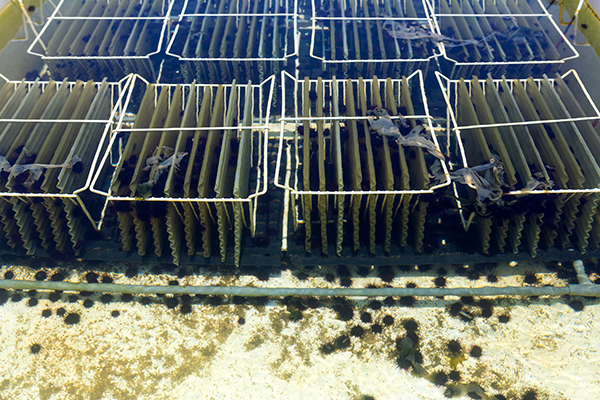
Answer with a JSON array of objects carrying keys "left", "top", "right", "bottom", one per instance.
[
  {"left": 430, "top": 0, "right": 579, "bottom": 78},
  {"left": 166, "top": 0, "right": 298, "bottom": 83},
  {"left": 309, "top": 0, "right": 440, "bottom": 78},
  {"left": 275, "top": 71, "right": 451, "bottom": 258},
  {"left": 90, "top": 75, "right": 276, "bottom": 266},
  {"left": 437, "top": 69, "right": 600, "bottom": 256},
  {"left": 0, "top": 75, "right": 128, "bottom": 256},
  {"left": 27, "top": 0, "right": 171, "bottom": 81}
]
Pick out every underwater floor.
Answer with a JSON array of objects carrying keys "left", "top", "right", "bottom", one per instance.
[{"left": 0, "top": 259, "right": 598, "bottom": 400}]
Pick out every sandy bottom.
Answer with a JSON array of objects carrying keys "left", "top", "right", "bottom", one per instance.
[{"left": 0, "top": 260, "right": 598, "bottom": 400}]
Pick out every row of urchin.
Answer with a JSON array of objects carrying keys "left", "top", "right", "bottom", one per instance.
[
  {"left": 0, "top": 256, "right": 590, "bottom": 324},
  {"left": 1, "top": 256, "right": 585, "bottom": 291},
  {"left": 294, "top": 260, "right": 582, "bottom": 286}
]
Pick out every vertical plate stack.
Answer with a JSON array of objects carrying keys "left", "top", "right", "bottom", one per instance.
[
  {"left": 166, "top": 0, "right": 298, "bottom": 83},
  {"left": 309, "top": 0, "right": 440, "bottom": 79},
  {"left": 437, "top": 70, "right": 600, "bottom": 256},
  {"left": 429, "top": 0, "right": 579, "bottom": 78},
  {"left": 276, "top": 70, "right": 451, "bottom": 261},
  {"left": 0, "top": 74, "right": 129, "bottom": 256},
  {"left": 27, "top": 0, "right": 172, "bottom": 81},
  {"left": 90, "top": 75, "right": 276, "bottom": 266}
]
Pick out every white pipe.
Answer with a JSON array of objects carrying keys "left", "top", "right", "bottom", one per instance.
[
  {"left": 1, "top": 280, "right": 599, "bottom": 297},
  {"left": 573, "top": 260, "right": 593, "bottom": 285}
]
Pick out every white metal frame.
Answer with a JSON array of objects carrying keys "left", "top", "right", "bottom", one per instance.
[
  {"left": 26, "top": 0, "right": 173, "bottom": 60},
  {"left": 427, "top": 0, "right": 580, "bottom": 76},
  {"left": 89, "top": 73, "right": 277, "bottom": 228},
  {"left": 436, "top": 68, "right": 600, "bottom": 197},
  {"left": 0, "top": 71, "right": 133, "bottom": 230},
  {"left": 165, "top": 0, "right": 299, "bottom": 62},
  {"left": 309, "top": 0, "right": 443, "bottom": 68},
  {"left": 274, "top": 69, "right": 452, "bottom": 195}
]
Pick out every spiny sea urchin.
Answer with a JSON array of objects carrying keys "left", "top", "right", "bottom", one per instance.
[
  {"left": 449, "top": 302, "right": 463, "bottom": 317},
  {"left": 50, "top": 271, "right": 65, "bottom": 281},
  {"left": 481, "top": 307, "right": 494, "bottom": 318},
  {"left": 447, "top": 340, "right": 462, "bottom": 355},
  {"left": 179, "top": 304, "right": 192, "bottom": 315},
  {"left": 350, "top": 325, "right": 364, "bottom": 338},
  {"left": 433, "top": 371, "right": 448, "bottom": 386},
  {"left": 468, "top": 270, "right": 481, "bottom": 281},
  {"left": 568, "top": 298, "right": 585, "bottom": 312},
  {"left": 448, "top": 370, "right": 461, "bottom": 381},
  {"left": 378, "top": 266, "right": 395, "bottom": 283},
  {"left": 360, "top": 311, "right": 372, "bottom": 323},
  {"left": 85, "top": 271, "right": 99, "bottom": 283},
  {"left": 370, "top": 324, "right": 382, "bottom": 334},
  {"left": 382, "top": 315, "right": 394, "bottom": 326},
  {"left": 498, "top": 314, "right": 511, "bottom": 323},
  {"left": 340, "top": 277, "right": 353, "bottom": 287},
  {"left": 100, "top": 294, "right": 114, "bottom": 304},
  {"left": 523, "top": 272, "right": 539, "bottom": 285},
  {"left": 470, "top": 345, "right": 483, "bottom": 358},
  {"left": 34, "top": 271, "right": 47, "bottom": 281},
  {"left": 402, "top": 318, "right": 419, "bottom": 332},
  {"left": 332, "top": 301, "right": 353, "bottom": 322},
  {"left": 64, "top": 312, "right": 80, "bottom": 325},
  {"left": 521, "top": 389, "right": 537, "bottom": 400},
  {"left": 384, "top": 296, "right": 396, "bottom": 306},
  {"left": 165, "top": 296, "right": 179, "bottom": 309},
  {"left": 399, "top": 296, "right": 416, "bottom": 307},
  {"left": 121, "top": 293, "right": 133, "bottom": 303},
  {"left": 368, "top": 300, "right": 382, "bottom": 310},
  {"left": 71, "top": 160, "right": 85, "bottom": 174},
  {"left": 434, "top": 276, "right": 447, "bottom": 288}
]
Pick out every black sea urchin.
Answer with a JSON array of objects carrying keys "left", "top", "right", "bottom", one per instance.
[
  {"left": 523, "top": 272, "right": 539, "bottom": 285},
  {"left": 447, "top": 340, "right": 462, "bottom": 355},
  {"left": 434, "top": 276, "right": 447, "bottom": 288},
  {"left": 470, "top": 345, "right": 483, "bottom": 358},
  {"left": 360, "top": 311, "right": 372, "bottom": 323},
  {"left": 433, "top": 371, "right": 448, "bottom": 386},
  {"left": 403, "top": 318, "right": 419, "bottom": 332},
  {"left": 64, "top": 313, "right": 80, "bottom": 325},
  {"left": 30, "top": 344, "right": 41, "bottom": 354}
]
